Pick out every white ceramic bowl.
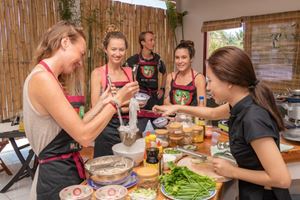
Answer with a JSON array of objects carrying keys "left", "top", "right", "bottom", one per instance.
[
  {"left": 95, "top": 185, "right": 128, "bottom": 200},
  {"left": 163, "top": 148, "right": 183, "bottom": 162},
  {"left": 152, "top": 117, "right": 168, "bottom": 128},
  {"left": 135, "top": 93, "right": 150, "bottom": 107},
  {"left": 112, "top": 138, "right": 145, "bottom": 166},
  {"left": 59, "top": 185, "right": 93, "bottom": 200},
  {"left": 162, "top": 154, "right": 176, "bottom": 170}
]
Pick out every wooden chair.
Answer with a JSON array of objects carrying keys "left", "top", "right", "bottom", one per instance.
[{"left": 0, "top": 140, "right": 12, "bottom": 175}]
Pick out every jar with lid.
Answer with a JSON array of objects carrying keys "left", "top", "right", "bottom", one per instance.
[
  {"left": 167, "top": 122, "right": 183, "bottom": 147},
  {"left": 182, "top": 127, "right": 193, "bottom": 145},
  {"left": 192, "top": 125, "right": 204, "bottom": 143},
  {"left": 155, "top": 129, "right": 169, "bottom": 148},
  {"left": 136, "top": 167, "right": 159, "bottom": 191}
]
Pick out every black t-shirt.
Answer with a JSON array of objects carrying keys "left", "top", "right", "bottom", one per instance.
[{"left": 229, "top": 95, "right": 291, "bottom": 200}]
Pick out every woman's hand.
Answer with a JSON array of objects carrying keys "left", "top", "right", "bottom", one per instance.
[
  {"left": 152, "top": 105, "right": 178, "bottom": 116},
  {"left": 115, "top": 81, "right": 139, "bottom": 104},
  {"left": 212, "top": 157, "right": 237, "bottom": 178}
]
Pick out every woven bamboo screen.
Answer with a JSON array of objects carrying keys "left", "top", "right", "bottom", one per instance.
[
  {"left": 0, "top": 0, "right": 174, "bottom": 121},
  {"left": 201, "top": 17, "right": 242, "bottom": 32},
  {"left": 0, "top": 0, "right": 59, "bottom": 121},
  {"left": 244, "top": 11, "right": 300, "bottom": 93}
]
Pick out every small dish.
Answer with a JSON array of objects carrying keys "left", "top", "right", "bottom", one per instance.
[
  {"left": 183, "top": 144, "right": 197, "bottom": 151},
  {"left": 163, "top": 154, "right": 176, "bottom": 170},
  {"left": 163, "top": 148, "right": 183, "bottom": 162},
  {"left": 153, "top": 117, "right": 168, "bottom": 128},
  {"left": 129, "top": 188, "right": 157, "bottom": 200},
  {"left": 135, "top": 93, "right": 150, "bottom": 107},
  {"left": 95, "top": 185, "right": 128, "bottom": 200},
  {"left": 59, "top": 185, "right": 93, "bottom": 200}
]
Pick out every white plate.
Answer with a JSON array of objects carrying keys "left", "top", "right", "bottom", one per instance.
[{"left": 161, "top": 184, "right": 216, "bottom": 200}]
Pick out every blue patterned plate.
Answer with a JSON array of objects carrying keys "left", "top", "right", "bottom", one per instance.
[
  {"left": 87, "top": 171, "right": 137, "bottom": 190},
  {"left": 161, "top": 184, "right": 216, "bottom": 200}
]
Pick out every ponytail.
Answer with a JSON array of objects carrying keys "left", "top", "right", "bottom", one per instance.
[{"left": 250, "top": 81, "right": 285, "bottom": 131}]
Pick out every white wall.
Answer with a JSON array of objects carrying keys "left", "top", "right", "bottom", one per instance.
[{"left": 178, "top": 0, "right": 300, "bottom": 73}]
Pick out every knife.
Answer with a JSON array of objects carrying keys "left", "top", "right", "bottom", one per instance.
[{"left": 176, "top": 147, "right": 208, "bottom": 161}]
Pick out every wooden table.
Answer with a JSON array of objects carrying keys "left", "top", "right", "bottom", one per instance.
[{"left": 80, "top": 128, "right": 300, "bottom": 200}]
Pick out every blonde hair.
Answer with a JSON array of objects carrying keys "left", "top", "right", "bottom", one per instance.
[
  {"left": 34, "top": 20, "right": 85, "bottom": 64},
  {"left": 35, "top": 21, "right": 86, "bottom": 96}
]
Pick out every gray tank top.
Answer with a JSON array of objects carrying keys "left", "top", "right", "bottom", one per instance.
[{"left": 23, "top": 69, "right": 62, "bottom": 200}]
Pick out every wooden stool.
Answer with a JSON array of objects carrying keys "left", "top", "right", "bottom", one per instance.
[{"left": 0, "top": 140, "right": 12, "bottom": 175}]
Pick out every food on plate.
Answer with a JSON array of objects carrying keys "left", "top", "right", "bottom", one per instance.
[
  {"left": 129, "top": 188, "right": 157, "bottom": 200},
  {"left": 160, "top": 164, "right": 216, "bottom": 200}
]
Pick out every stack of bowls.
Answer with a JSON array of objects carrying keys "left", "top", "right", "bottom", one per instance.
[{"left": 84, "top": 155, "right": 134, "bottom": 185}]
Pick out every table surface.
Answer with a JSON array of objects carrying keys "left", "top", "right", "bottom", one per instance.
[{"left": 80, "top": 128, "right": 300, "bottom": 200}]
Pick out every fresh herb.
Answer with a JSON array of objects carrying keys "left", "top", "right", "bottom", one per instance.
[
  {"left": 160, "top": 163, "right": 216, "bottom": 200},
  {"left": 164, "top": 149, "right": 181, "bottom": 154}
]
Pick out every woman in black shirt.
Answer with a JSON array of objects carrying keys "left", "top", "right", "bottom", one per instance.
[{"left": 153, "top": 46, "right": 291, "bottom": 200}]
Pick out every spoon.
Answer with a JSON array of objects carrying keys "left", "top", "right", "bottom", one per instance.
[{"left": 107, "top": 75, "right": 124, "bottom": 126}]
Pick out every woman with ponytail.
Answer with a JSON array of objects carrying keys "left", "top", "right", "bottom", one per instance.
[{"left": 154, "top": 46, "right": 291, "bottom": 200}]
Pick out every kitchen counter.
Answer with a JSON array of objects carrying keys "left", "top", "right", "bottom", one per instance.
[{"left": 80, "top": 128, "right": 300, "bottom": 199}]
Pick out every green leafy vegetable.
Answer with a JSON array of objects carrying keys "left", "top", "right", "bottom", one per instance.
[{"left": 160, "top": 163, "right": 216, "bottom": 200}]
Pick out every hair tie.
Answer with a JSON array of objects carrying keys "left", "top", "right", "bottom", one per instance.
[{"left": 248, "top": 80, "right": 259, "bottom": 90}]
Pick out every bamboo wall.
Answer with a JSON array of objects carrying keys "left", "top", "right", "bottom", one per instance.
[
  {"left": 0, "top": 0, "right": 175, "bottom": 121},
  {"left": 80, "top": 0, "right": 174, "bottom": 79},
  {"left": 0, "top": 0, "right": 59, "bottom": 121}
]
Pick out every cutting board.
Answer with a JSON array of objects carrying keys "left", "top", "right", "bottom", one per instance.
[{"left": 177, "top": 156, "right": 231, "bottom": 182}]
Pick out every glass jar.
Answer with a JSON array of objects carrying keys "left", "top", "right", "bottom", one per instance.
[
  {"left": 192, "top": 125, "right": 204, "bottom": 143},
  {"left": 155, "top": 129, "right": 169, "bottom": 148},
  {"left": 167, "top": 122, "right": 183, "bottom": 147},
  {"left": 168, "top": 122, "right": 183, "bottom": 137},
  {"left": 182, "top": 127, "right": 193, "bottom": 145},
  {"left": 136, "top": 167, "right": 159, "bottom": 191}
]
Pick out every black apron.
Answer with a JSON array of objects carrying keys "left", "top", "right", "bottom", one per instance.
[
  {"left": 94, "top": 65, "right": 130, "bottom": 157},
  {"left": 170, "top": 69, "right": 198, "bottom": 106},
  {"left": 37, "top": 130, "right": 85, "bottom": 200},
  {"left": 36, "top": 61, "right": 85, "bottom": 199},
  {"left": 137, "top": 54, "right": 162, "bottom": 110}
]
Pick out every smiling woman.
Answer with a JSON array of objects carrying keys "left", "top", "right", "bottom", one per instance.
[
  {"left": 90, "top": 25, "right": 137, "bottom": 158},
  {"left": 23, "top": 21, "right": 139, "bottom": 200},
  {"left": 164, "top": 40, "right": 206, "bottom": 106}
]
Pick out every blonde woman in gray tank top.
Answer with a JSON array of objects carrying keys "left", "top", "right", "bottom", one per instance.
[{"left": 23, "top": 21, "right": 139, "bottom": 200}]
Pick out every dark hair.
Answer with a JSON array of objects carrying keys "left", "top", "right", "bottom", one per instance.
[
  {"left": 102, "top": 24, "right": 128, "bottom": 49},
  {"left": 138, "top": 31, "right": 154, "bottom": 49},
  {"left": 34, "top": 20, "right": 85, "bottom": 64},
  {"left": 207, "top": 46, "right": 284, "bottom": 131},
  {"left": 175, "top": 40, "right": 195, "bottom": 59}
]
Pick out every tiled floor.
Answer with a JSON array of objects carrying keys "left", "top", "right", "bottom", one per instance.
[{"left": 0, "top": 138, "right": 32, "bottom": 200}]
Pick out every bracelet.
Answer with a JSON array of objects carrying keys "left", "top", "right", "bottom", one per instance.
[
  {"left": 109, "top": 102, "right": 117, "bottom": 111},
  {"left": 111, "top": 97, "right": 121, "bottom": 108}
]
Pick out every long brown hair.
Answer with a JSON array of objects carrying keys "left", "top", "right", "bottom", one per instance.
[
  {"left": 207, "top": 46, "right": 284, "bottom": 131},
  {"left": 34, "top": 20, "right": 85, "bottom": 64}
]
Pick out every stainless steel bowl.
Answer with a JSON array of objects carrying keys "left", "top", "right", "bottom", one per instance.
[{"left": 84, "top": 155, "right": 134, "bottom": 185}]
